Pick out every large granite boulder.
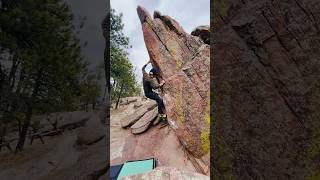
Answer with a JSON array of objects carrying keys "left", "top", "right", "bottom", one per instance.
[
  {"left": 120, "top": 100, "right": 157, "bottom": 128},
  {"left": 131, "top": 107, "right": 158, "bottom": 134},
  {"left": 211, "top": 0, "right": 320, "bottom": 179},
  {"left": 137, "top": 6, "right": 210, "bottom": 158},
  {"left": 76, "top": 116, "right": 105, "bottom": 146},
  {"left": 49, "top": 111, "right": 91, "bottom": 130}
]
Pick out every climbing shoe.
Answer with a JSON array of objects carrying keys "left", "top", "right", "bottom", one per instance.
[
  {"left": 159, "top": 119, "right": 169, "bottom": 128},
  {"left": 159, "top": 114, "right": 168, "bottom": 128},
  {"left": 159, "top": 114, "right": 167, "bottom": 119}
]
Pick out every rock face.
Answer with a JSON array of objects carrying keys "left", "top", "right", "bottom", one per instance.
[
  {"left": 137, "top": 6, "right": 210, "bottom": 158},
  {"left": 212, "top": 0, "right": 320, "bottom": 179}
]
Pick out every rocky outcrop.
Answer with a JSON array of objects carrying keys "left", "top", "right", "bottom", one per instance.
[
  {"left": 191, "top": 25, "right": 210, "bottom": 45},
  {"left": 131, "top": 107, "right": 158, "bottom": 134},
  {"left": 212, "top": 0, "right": 320, "bottom": 179},
  {"left": 120, "top": 100, "right": 157, "bottom": 128},
  {"left": 137, "top": 6, "right": 210, "bottom": 159}
]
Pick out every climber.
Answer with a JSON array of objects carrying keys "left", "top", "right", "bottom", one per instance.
[{"left": 142, "top": 60, "right": 168, "bottom": 126}]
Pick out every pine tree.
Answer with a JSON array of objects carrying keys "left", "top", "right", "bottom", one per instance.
[
  {"left": 110, "top": 9, "right": 140, "bottom": 109},
  {"left": 0, "top": 0, "right": 86, "bottom": 152}
]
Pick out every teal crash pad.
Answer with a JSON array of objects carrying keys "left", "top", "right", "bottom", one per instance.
[{"left": 117, "top": 158, "right": 155, "bottom": 179}]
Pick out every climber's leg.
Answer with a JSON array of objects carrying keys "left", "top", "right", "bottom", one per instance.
[
  {"left": 145, "top": 92, "right": 165, "bottom": 114},
  {"left": 146, "top": 92, "right": 168, "bottom": 127},
  {"left": 155, "top": 96, "right": 165, "bottom": 115}
]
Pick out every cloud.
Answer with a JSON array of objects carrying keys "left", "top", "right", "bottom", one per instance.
[{"left": 110, "top": 0, "right": 209, "bottom": 81}]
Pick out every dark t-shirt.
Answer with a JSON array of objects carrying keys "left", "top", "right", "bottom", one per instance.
[{"left": 142, "top": 72, "right": 159, "bottom": 95}]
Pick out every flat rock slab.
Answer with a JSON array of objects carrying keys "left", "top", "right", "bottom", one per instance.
[
  {"left": 133, "top": 101, "right": 143, "bottom": 109},
  {"left": 131, "top": 107, "right": 158, "bottom": 134},
  {"left": 121, "top": 167, "right": 209, "bottom": 180},
  {"left": 120, "top": 101, "right": 157, "bottom": 128}
]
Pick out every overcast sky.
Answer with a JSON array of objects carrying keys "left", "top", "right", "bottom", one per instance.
[
  {"left": 65, "top": 0, "right": 108, "bottom": 98},
  {"left": 66, "top": 0, "right": 107, "bottom": 69},
  {"left": 110, "top": 0, "right": 209, "bottom": 81}
]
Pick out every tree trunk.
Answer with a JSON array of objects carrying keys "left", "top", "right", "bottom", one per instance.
[
  {"left": 102, "top": 14, "right": 110, "bottom": 101},
  {"left": 8, "top": 54, "right": 19, "bottom": 90},
  {"left": 115, "top": 82, "right": 124, "bottom": 109},
  {"left": 1, "top": 55, "right": 19, "bottom": 117},
  {"left": 15, "top": 68, "right": 42, "bottom": 152},
  {"left": 0, "top": 125, "right": 6, "bottom": 143},
  {"left": 17, "top": 119, "right": 22, "bottom": 136},
  {"left": 102, "top": 84, "right": 106, "bottom": 102},
  {"left": 15, "top": 104, "right": 33, "bottom": 152},
  {"left": 0, "top": 63, "right": 5, "bottom": 93}
]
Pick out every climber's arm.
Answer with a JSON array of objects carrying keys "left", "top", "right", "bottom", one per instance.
[
  {"left": 142, "top": 63, "right": 148, "bottom": 76},
  {"left": 150, "top": 79, "right": 160, "bottom": 89},
  {"left": 160, "top": 79, "right": 165, "bottom": 86},
  {"left": 143, "top": 59, "right": 152, "bottom": 73},
  {"left": 150, "top": 79, "right": 165, "bottom": 89}
]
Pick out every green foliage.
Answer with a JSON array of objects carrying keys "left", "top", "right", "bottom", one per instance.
[
  {"left": 0, "top": 0, "right": 94, "bottom": 148},
  {"left": 110, "top": 8, "right": 140, "bottom": 102},
  {"left": 110, "top": 8, "right": 129, "bottom": 50},
  {"left": 79, "top": 69, "right": 101, "bottom": 106},
  {"left": 0, "top": 0, "right": 84, "bottom": 113}
]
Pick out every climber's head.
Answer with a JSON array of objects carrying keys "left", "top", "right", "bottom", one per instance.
[
  {"left": 149, "top": 68, "right": 158, "bottom": 78},
  {"left": 149, "top": 71, "right": 154, "bottom": 78}
]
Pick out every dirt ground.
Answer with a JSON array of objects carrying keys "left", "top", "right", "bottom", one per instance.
[{"left": 0, "top": 131, "right": 79, "bottom": 180}]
